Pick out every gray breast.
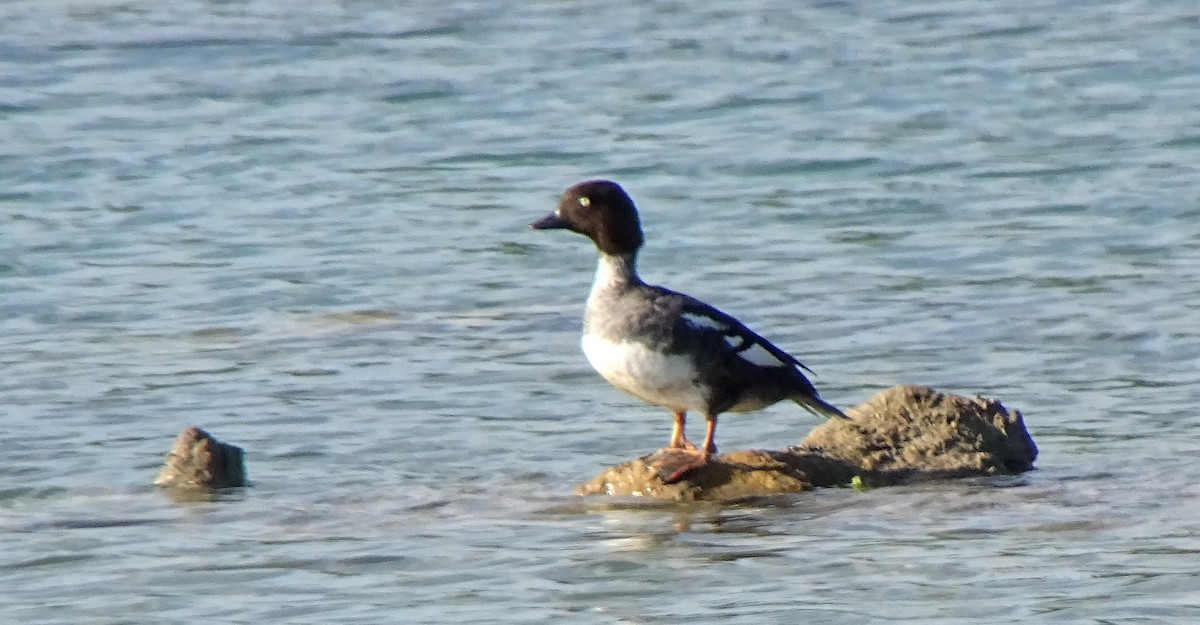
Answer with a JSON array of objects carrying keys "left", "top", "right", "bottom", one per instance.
[{"left": 584, "top": 285, "right": 681, "bottom": 353}]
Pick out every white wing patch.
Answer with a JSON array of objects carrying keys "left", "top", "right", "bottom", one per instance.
[
  {"left": 684, "top": 310, "right": 791, "bottom": 369},
  {"left": 737, "top": 341, "right": 788, "bottom": 368},
  {"left": 682, "top": 312, "right": 726, "bottom": 332}
]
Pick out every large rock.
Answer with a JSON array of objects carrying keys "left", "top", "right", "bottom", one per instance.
[
  {"left": 154, "top": 426, "right": 247, "bottom": 491},
  {"left": 575, "top": 385, "right": 1037, "bottom": 501}
]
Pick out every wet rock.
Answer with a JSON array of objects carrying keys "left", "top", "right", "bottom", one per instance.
[
  {"left": 575, "top": 385, "right": 1037, "bottom": 501},
  {"left": 154, "top": 426, "right": 247, "bottom": 490},
  {"left": 799, "top": 384, "right": 1038, "bottom": 481}
]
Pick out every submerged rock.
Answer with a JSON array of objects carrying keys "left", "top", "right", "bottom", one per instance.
[
  {"left": 575, "top": 385, "right": 1037, "bottom": 501},
  {"left": 154, "top": 426, "right": 247, "bottom": 490}
]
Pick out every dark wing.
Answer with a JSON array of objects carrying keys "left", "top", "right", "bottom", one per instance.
[{"left": 675, "top": 296, "right": 815, "bottom": 374}]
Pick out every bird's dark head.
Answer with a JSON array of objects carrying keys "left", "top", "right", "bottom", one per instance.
[{"left": 530, "top": 179, "right": 644, "bottom": 256}]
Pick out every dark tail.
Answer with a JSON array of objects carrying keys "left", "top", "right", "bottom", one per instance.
[{"left": 794, "top": 394, "right": 850, "bottom": 420}]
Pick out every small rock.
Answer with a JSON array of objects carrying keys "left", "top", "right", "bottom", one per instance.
[{"left": 154, "top": 426, "right": 247, "bottom": 490}]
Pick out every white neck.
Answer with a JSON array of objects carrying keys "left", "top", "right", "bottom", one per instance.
[{"left": 590, "top": 253, "right": 639, "bottom": 298}]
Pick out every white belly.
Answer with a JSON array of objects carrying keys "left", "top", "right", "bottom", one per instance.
[{"left": 581, "top": 334, "right": 709, "bottom": 411}]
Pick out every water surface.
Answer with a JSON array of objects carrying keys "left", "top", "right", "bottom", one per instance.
[{"left": 3, "top": 0, "right": 1200, "bottom": 623}]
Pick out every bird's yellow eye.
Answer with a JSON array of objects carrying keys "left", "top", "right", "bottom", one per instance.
[{"left": 578, "top": 196, "right": 590, "bottom": 207}]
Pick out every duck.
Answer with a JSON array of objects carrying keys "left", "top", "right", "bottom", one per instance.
[{"left": 531, "top": 179, "right": 847, "bottom": 481}]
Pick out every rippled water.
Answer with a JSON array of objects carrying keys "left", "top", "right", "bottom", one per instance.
[{"left": 3, "top": 0, "right": 1200, "bottom": 622}]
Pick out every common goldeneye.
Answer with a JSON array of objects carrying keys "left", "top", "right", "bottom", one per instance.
[{"left": 531, "top": 179, "right": 848, "bottom": 481}]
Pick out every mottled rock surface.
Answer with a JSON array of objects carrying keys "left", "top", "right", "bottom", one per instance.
[
  {"left": 576, "top": 385, "right": 1037, "bottom": 501},
  {"left": 154, "top": 426, "right": 247, "bottom": 490}
]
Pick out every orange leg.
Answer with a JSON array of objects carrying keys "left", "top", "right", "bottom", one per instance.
[
  {"left": 669, "top": 411, "right": 697, "bottom": 450},
  {"left": 659, "top": 413, "right": 717, "bottom": 483},
  {"left": 700, "top": 414, "right": 718, "bottom": 458}
]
